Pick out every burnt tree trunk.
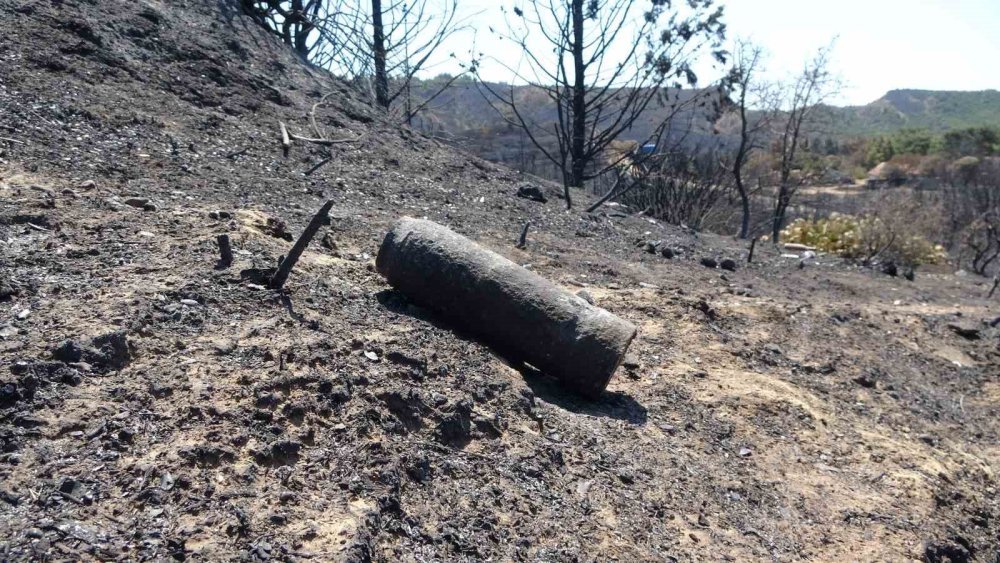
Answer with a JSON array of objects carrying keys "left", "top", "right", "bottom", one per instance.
[
  {"left": 372, "top": 0, "right": 389, "bottom": 110},
  {"left": 567, "top": 0, "right": 586, "bottom": 209}
]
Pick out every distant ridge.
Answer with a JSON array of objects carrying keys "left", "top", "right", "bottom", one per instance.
[{"left": 821, "top": 89, "right": 1000, "bottom": 136}]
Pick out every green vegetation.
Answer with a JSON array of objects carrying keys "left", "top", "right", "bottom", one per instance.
[
  {"left": 822, "top": 89, "right": 1000, "bottom": 137},
  {"left": 859, "top": 126, "right": 1000, "bottom": 168},
  {"left": 781, "top": 214, "right": 946, "bottom": 266}
]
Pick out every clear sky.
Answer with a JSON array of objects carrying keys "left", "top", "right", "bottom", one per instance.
[{"left": 431, "top": 0, "right": 1000, "bottom": 106}]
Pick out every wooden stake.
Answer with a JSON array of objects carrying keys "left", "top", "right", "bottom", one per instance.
[
  {"left": 269, "top": 200, "right": 334, "bottom": 290},
  {"left": 279, "top": 121, "right": 291, "bottom": 157},
  {"left": 516, "top": 221, "right": 530, "bottom": 249},
  {"left": 747, "top": 237, "right": 758, "bottom": 264},
  {"left": 989, "top": 275, "right": 999, "bottom": 299},
  {"left": 217, "top": 234, "right": 233, "bottom": 268}
]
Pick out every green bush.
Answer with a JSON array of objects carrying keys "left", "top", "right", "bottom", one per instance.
[{"left": 781, "top": 213, "right": 946, "bottom": 265}]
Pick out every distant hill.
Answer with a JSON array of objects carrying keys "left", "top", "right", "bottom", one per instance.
[
  {"left": 406, "top": 77, "right": 726, "bottom": 178},
  {"left": 820, "top": 89, "right": 1000, "bottom": 136},
  {"left": 403, "top": 80, "right": 1000, "bottom": 181}
]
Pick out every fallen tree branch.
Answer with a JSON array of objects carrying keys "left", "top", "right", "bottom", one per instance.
[
  {"left": 586, "top": 176, "right": 643, "bottom": 214},
  {"left": 308, "top": 93, "right": 334, "bottom": 140},
  {"left": 269, "top": 199, "right": 334, "bottom": 290}
]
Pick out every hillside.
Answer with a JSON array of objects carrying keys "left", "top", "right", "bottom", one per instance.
[
  {"left": 411, "top": 81, "right": 1000, "bottom": 151},
  {"left": 1, "top": 1, "right": 999, "bottom": 561},
  {"left": 821, "top": 89, "right": 1000, "bottom": 136},
  {"left": 407, "top": 78, "right": 725, "bottom": 177}
]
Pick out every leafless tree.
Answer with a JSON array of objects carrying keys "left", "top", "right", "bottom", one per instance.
[
  {"left": 770, "top": 45, "right": 838, "bottom": 242},
  {"left": 241, "top": 1, "right": 468, "bottom": 123},
  {"left": 943, "top": 157, "right": 1000, "bottom": 275},
  {"left": 240, "top": 0, "right": 323, "bottom": 60},
  {"left": 726, "top": 39, "right": 779, "bottom": 239},
  {"left": 310, "top": 0, "right": 468, "bottom": 123},
  {"left": 478, "top": 0, "right": 727, "bottom": 209}
]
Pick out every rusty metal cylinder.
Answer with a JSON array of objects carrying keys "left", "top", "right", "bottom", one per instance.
[{"left": 375, "top": 217, "right": 637, "bottom": 399}]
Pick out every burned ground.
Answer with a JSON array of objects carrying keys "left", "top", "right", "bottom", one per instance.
[{"left": 1, "top": 1, "right": 998, "bottom": 561}]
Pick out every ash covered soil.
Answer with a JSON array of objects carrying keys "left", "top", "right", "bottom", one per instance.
[{"left": 1, "top": 1, "right": 999, "bottom": 561}]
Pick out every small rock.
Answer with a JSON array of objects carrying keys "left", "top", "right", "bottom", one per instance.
[
  {"left": 321, "top": 232, "right": 338, "bottom": 251},
  {"left": 0, "top": 325, "right": 17, "bottom": 339},
  {"left": 700, "top": 258, "right": 718, "bottom": 269},
  {"left": 644, "top": 241, "right": 658, "bottom": 254},
  {"left": 719, "top": 259, "right": 737, "bottom": 272},
  {"left": 436, "top": 401, "right": 472, "bottom": 447},
  {"left": 853, "top": 374, "right": 878, "bottom": 388},
  {"left": 15, "top": 309, "right": 30, "bottom": 320},
  {"left": 946, "top": 321, "right": 981, "bottom": 340},
  {"left": 53, "top": 340, "right": 85, "bottom": 363},
  {"left": 576, "top": 290, "right": 594, "bottom": 305},
  {"left": 660, "top": 247, "right": 675, "bottom": 259},
  {"left": 364, "top": 351, "right": 379, "bottom": 361},
  {"left": 124, "top": 197, "right": 149, "bottom": 208},
  {"left": 78, "top": 180, "right": 96, "bottom": 190},
  {"left": 923, "top": 538, "right": 973, "bottom": 563},
  {"left": 142, "top": 203, "right": 157, "bottom": 212},
  {"left": 179, "top": 299, "right": 199, "bottom": 306},
  {"left": 622, "top": 354, "right": 640, "bottom": 369},
  {"left": 515, "top": 183, "right": 547, "bottom": 203},
  {"left": 0, "top": 382, "right": 19, "bottom": 407},
  {"left": 738, "top": 447, "right": 752, "bottom": 457}
]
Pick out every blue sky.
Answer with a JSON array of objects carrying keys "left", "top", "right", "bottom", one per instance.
[{"left": 432, "top": 0, "right": 1000, "bottom": 106}]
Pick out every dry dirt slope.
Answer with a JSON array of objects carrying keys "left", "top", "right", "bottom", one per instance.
[{"left": 1, "top": 0, "right": 999, "bottom": 561}]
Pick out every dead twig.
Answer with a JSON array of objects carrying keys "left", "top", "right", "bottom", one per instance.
[
  {"left": 304, "top": 156, "right": 333, "bottom": 177},
  {"left": 225, "top": 147, "right": 249, "bottom": 160},
  {"left": 0, "top": 136, "right": 25, "bottom": 145},
  {"left": 308, "top": 93, "right": 335, "bottom": 140},
  {"left": 988, "top": 275, "right": 999, "bottom": 299},
  {"left": 269, "top": 199, "right": 334, "bottom": 290}
]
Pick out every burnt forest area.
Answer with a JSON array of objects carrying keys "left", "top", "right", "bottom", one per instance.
[{"left": 0, "top": 1, "right": 998, "bottom": 562}]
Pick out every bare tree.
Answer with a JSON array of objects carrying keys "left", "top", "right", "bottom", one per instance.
[
  {"left": 240, "top": 0, "right": 323, "bottom": 60},
  {"left": 726, "top": 40, "right": 779, "bottom": 239},
  {"left": 770, "top": 45, "right": 838, "bottom": 242},
  {"left": 478, "top": 0, "right": 727, "bottom": 209},
  {"left": 310, "top": 0, "right": 467, "bottom": 123},
  {"left": 943, "top": 157, "right": 1000, "bottom": 275},
  {"left": 240, "top": 1, "right": 468, "bottom": 123}
]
